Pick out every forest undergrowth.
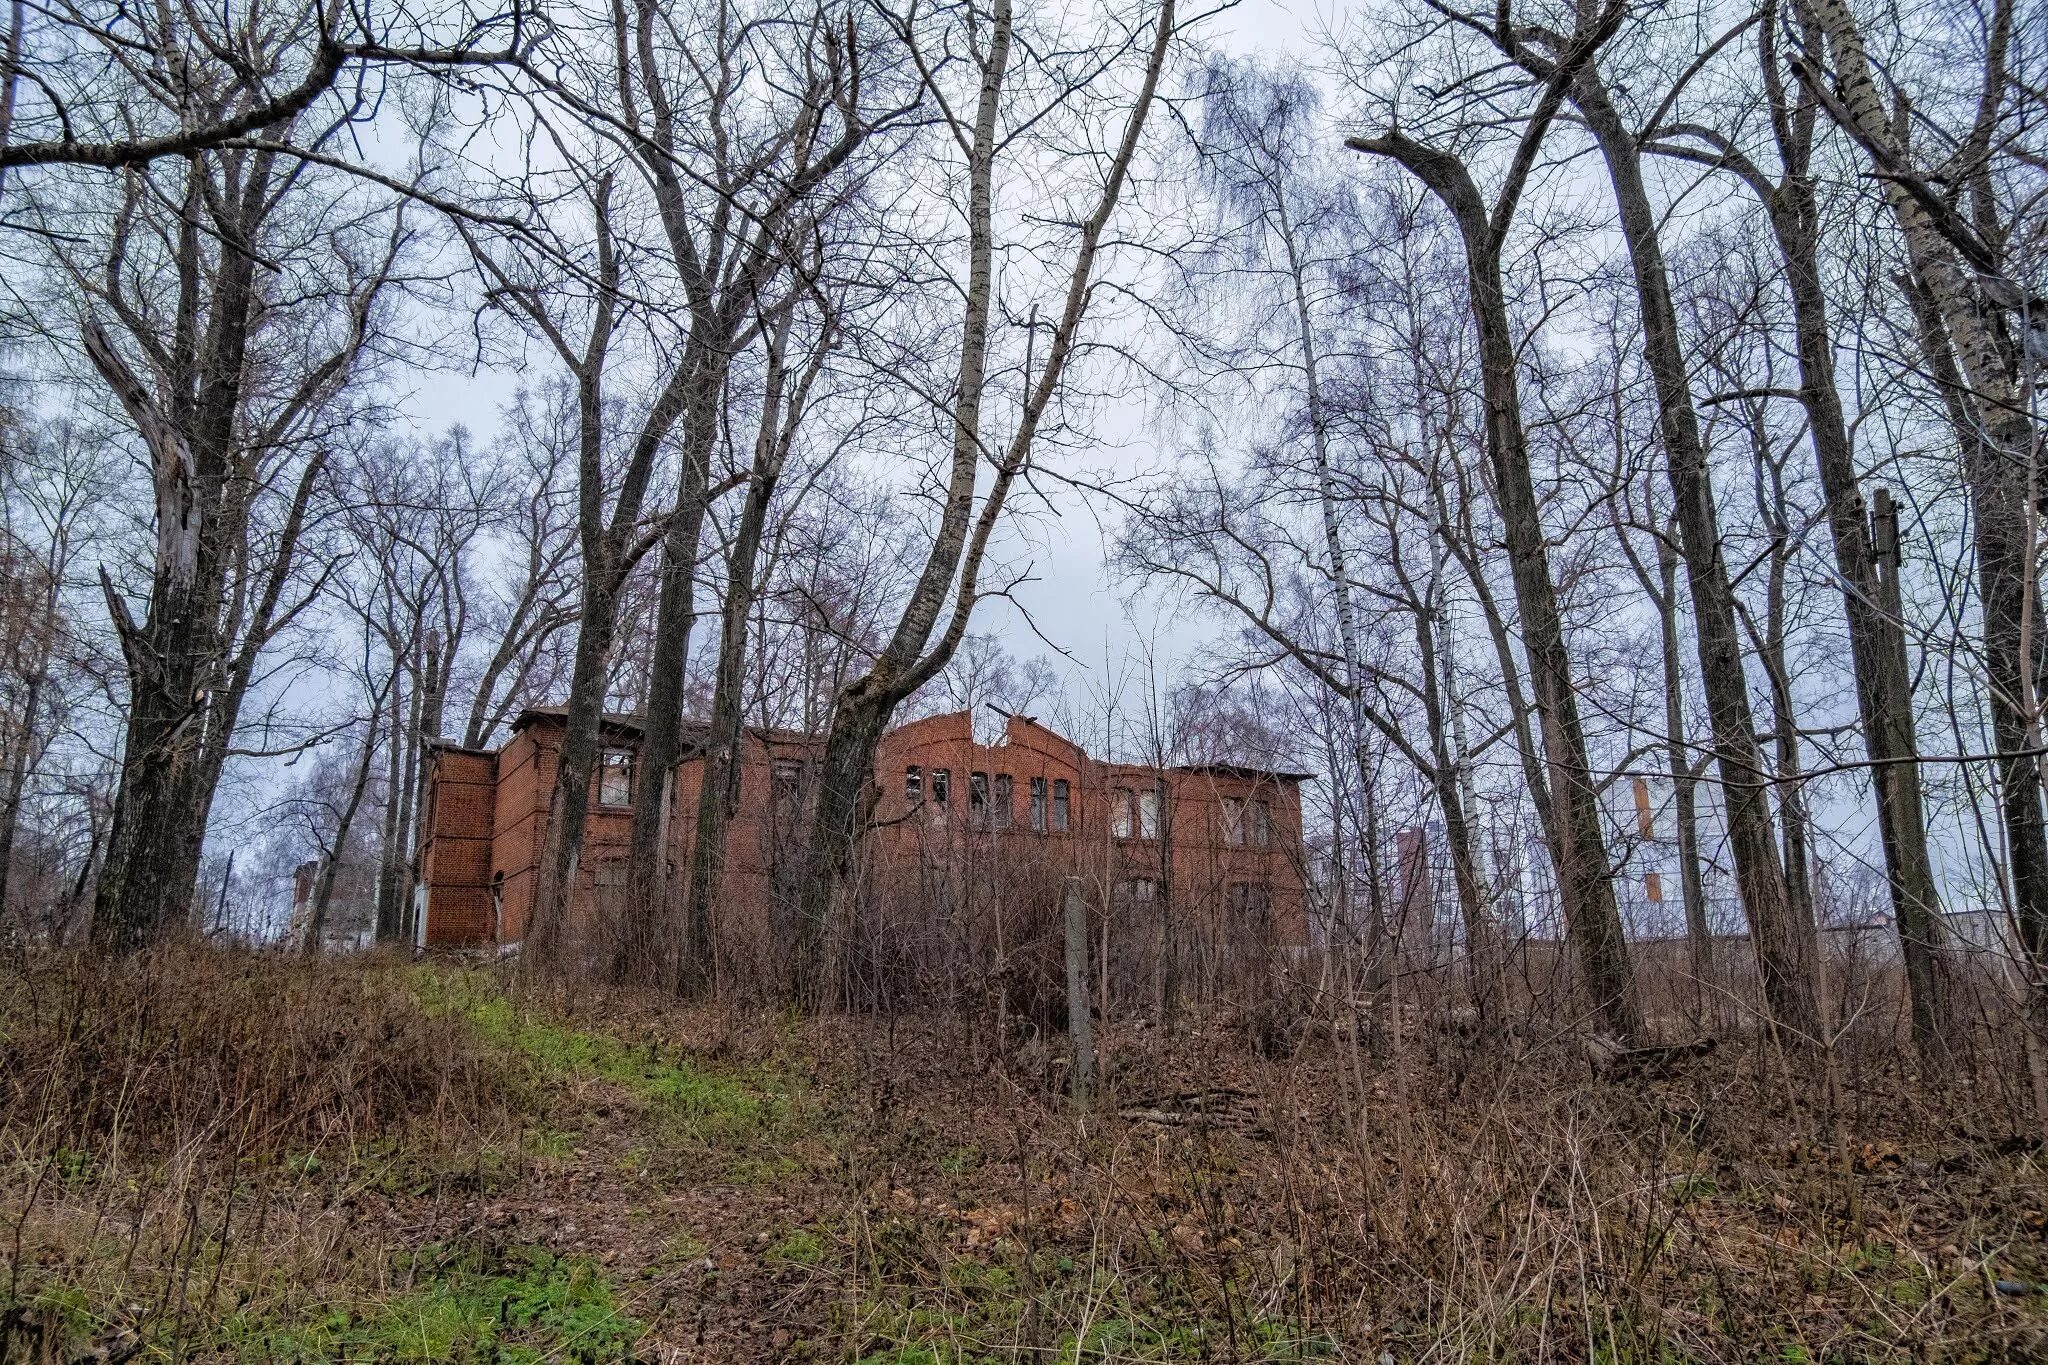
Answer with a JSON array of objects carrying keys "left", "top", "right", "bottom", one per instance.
[{"left": 4, "top": 946, "right": 2047, "bottom": 1362}]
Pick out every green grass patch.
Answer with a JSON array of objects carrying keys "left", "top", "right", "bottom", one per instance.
[
  {"left": 408, "top": 967, "right": 787, "bottom": 1144},
  {"left": 766, "top": 1227, "right": 827, "bottom": 1267},
  {"left": 232, "top": 1242, "right": 641, "bottom": 1363}
]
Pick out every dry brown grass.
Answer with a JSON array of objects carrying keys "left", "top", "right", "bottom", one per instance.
[
  {"left": 2, "top": 944, "right": 526, "bottom": 1163},
  {"left": 0, "top": 945, "right": 547, "bottom": 1364},
  {"left": 4, "top": 945, "right": 2048, "bottom": 1362}
]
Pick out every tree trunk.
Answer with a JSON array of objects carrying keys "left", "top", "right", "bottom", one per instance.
[
  {"left": 624, "top": 368, "right": 722, "bottom": 967},
  {"left": 1767, "top": 189, "right": 1949, "bottom": 1051},
  {"left": 405, "top": 631, "right": 448, "bottom": 939},
  {"left": 1795, "top": 0, "right": 2048, "bottom": 980},
  {"left": 307, "top": 702, "right": 385, "bottom": 952},
  {"left": 1351, "top": 131, "right": 1641, "bottom": 1039},
  {"left": 793, "top": 685, "right": 892, "bottom": 1002},
  {"left": 89, "top": 665, "right": 210, "bottom": 953},
  {"left": 675, "top": 310, "right": 816, "bottom": 994},
  {"left": 1410, "top": 595, "right": 1499, "bottom": 1015},
  {"left": 374, "top": 660, "right": 407, "bottom": 940},
  {"left": 1465, "top": 243, "right": 1640, "bottom": 1039},
  {"left": 85, "top": 306, "right": 217, "bottom": 952},
  {"left": 0, "top": 668, "right": 43, "bottom": 923},
  {"left": 525, "top": 577, "right": 623, "bottom": 960},
  {"left": 1657, "top": 529, "right": 1714, "bottom": 990},
  {"left": 1573, "top": 76, "right": 1820, "bottom": 1044}
]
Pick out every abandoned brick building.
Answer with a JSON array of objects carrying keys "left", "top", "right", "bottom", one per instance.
[{"left": 418, "top": 707, "right": 1309, "bottom": 990}]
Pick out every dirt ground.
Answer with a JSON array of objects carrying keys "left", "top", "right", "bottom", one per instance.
[{"left": 7, "top": 951, "right": 2048, "bottom": 1362}]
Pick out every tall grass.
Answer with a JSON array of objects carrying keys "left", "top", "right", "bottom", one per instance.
[{"left": 0, "top": 945, "right": 538, "bottom": 1361}]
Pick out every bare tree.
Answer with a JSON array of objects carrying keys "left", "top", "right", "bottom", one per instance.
[
  {"left": 612, "top": 0, "right": 892, "bottom": 959},
  {"left": 790, "top": 0, "right": 1183, "bottom": 1002},
  {"left": 0, "top": 0, "right": 527, "bottom": 175},
  {"left": 1639, "top": 0, "right": 1950, "bottom": 1055},
  {"left": 60, "top": 99, "right": 413, "bottom": 951},
  {"left": 1791, "top": 0, "right": 2046, "bottom": 1050},
  {"left": 1345, "top": 12, "right": 1643, "bottom": 1037},
  {"left": 677, "top": 283, "right": 839, "bottom": 992},
  {"left": 0, "top": 414, "right": 102, "bottom": 925},
  {"left": 1441, "top": 0, "right": 1822, "bottom": 1043},
  {"left": 481, "top": 0, "right": 885, "bottom": 968}
]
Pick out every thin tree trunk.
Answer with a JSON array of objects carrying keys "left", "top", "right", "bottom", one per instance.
[
  {"left": 1350, "top": 127, "right": 1642, "bottom": 1038},
  {"left": 1410, "top": 595, "right": 1499, "bottom": 1014},
  {"left": 405, "top": 631, "right": 448, "bottom": 938},
  {"left": 1657, "top": 529, "right": 1714, "bottom": 989},
  {"left": 1571, "top": 74, "right": 1819, "bottom": 1044},
  {"left": 374, "top": 657, "right": 407, "bottom": 940},
  {"left": 624, "top": 369, "right": 720, "bottom": 962},
  {"left": 677, "top": 485, "right": 771, "bottom": 992},
  {"left": 307, "top": 701, "right": 386, "bottom": 952}
]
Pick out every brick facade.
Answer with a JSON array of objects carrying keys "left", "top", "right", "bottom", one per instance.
[{"left": 418, "top": 708, "right": 1309, "bottom": 977}]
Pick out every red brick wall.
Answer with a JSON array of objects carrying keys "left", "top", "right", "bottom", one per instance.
[
  {"left": 491, "top": 721, "right": 640, "bottom": 949},
  {"left": 419, "top": 745, "right": 498, "bottom": 947},
  {"left": 867, "top": 713, "right": 1308, "bottom": 951},
  {"left": 666, "top": 731, "right": 825, "bottom": 974},
  {"left": 421, "top": 709, "right": 1309, "bottom": 981}
]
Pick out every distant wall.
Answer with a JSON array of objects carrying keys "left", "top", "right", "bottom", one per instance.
[{"left": 419, "top": 746, "right": 497, "bottom": 947}]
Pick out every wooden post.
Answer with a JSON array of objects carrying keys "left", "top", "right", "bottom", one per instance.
[{"left": 1064, "top": 876, "right": 1095, "bottom": 1106}]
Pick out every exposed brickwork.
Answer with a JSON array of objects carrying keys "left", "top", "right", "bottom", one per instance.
[
  {"left": 418, "top": 746, "right": 498, "bottom": 947},
  {"left": 419, "top": 708, "right": 1310, "bottom": 974}
]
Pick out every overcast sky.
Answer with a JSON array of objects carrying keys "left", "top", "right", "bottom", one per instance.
[{"left": 386, "top": 0, "right": 1336, "bottom": 722}]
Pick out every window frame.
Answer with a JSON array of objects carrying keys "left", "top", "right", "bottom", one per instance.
[
  {"left": 992, "top": 773, "right": 1013, "bottom": 829},
  {"left": 1029, "top": 776, "right": 1047, "bottom": 832},
  {"left": 1136, "top": 786, "right": 1161, "bottom": 841},
  {"left": 770, "top": 758, "right": 805, "bottom": 805},
  {"left": 1227, "top": 880, "right": 1273, "bottom": 922},
  {"left": 905, "top": 764, "right": 923, "bottom": 803},
  {"left": 1051, "top": 778, "right": 1070, "bottom": 833},
  {"left": 1115, "top": 877, "right": 1158, "bottom": 908},
  {"left": 596, "top": 746, "right": 636, "bottom": 808}
]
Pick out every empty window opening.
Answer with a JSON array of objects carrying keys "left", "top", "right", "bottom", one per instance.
[
  {"left": 992, "top": 773, "right": 1013, "bottom": 829},
  {"left": 1115, "top": 877, "right": 1158, "bottom": 908},
  {"left": 969, "top": 771, "right": 989, "bottom": 827},
  {"left": 1029, "top": 777, "right": 1047, "bottom": 832},
  {"left": 1227, "top": 881, "right": 1273, "bottom": 923},
  {"left": 597, "top": 747, "right": 635, "bottom": 807},
  {"left": 905, "top": 765, "right": 923, "bottom": 803},
  {"left": 1222, "top": 797, "right": 1271, "bottom": 848},
  {"left": 932, "top": 768, "right": 951, "bottom": 805},
  {"left": 1052, "top": 779, "right": 1070, "bottom": 833},
  {"left": 1130, "top": 785, "right": 1163, "bottom": 839}
]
